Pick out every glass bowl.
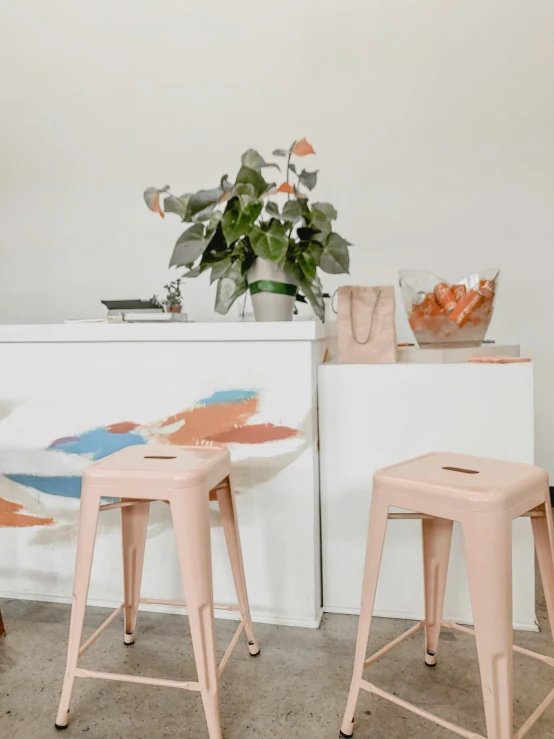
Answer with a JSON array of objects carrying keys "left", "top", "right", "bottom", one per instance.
[{"left": 399, "top": 269, "right": 500, "bottom": 348}]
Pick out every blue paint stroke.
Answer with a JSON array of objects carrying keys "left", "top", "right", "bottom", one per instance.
[
  {"left": 6, "top": 428, "right": 147, "bottom": 500},
  {"left": 6, "top": 475, "right": 83, "bottom": 499},
  {"left": 48, "top": 428, "right": 146, "bottom": 459},
  {"left": 197, "top": 390, "right": 258, "bottom": 407}
]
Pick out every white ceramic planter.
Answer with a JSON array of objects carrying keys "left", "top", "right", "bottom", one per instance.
[{"left": 247, "top": 259, "right": 297, "bottom": 322}]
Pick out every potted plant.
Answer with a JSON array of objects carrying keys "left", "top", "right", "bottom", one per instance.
[
  {"left": 144, "top": 139, "right": 351, "bottom": 322},
  {"left": 164, "top": 278, "right": 183, "bottom": 313}
]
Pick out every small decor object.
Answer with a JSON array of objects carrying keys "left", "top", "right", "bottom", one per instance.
[
  {"left": 144, "top": 139, "right": 351, "bottom": 322},
  {"left": 336, "top": 286, "right": 397, "bottom": 364},
  {"left": 164, "top": 278, "right": 183, "bottom": 313},
  {"left": 399, "top": 269, "right": 500, "bottom": 348}
]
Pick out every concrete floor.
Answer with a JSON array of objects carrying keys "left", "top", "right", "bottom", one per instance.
[{"left": 1, "top": 593, "right": 554, "bottom": 739}]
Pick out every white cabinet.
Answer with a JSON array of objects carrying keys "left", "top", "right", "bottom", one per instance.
[{"left": 319, "top": 361, "right": 536, "bottom": 630}]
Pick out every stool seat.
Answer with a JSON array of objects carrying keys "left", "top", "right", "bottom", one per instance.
[
  {"left": 375, "top": 452, "right": 548, "bottom": 513},
  {"left": 84, "top": 444, "right": 230, "bottom": 491}
]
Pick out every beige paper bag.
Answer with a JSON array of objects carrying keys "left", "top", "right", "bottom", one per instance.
[{"left": 337, "top": 286, "right": 398, "bottom": 364}]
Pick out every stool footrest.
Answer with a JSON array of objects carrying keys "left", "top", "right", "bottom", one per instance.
[
  {"left": 99, "top": 499, "right": 153, "bottom": 512},
  {"left": 139, "top": 597, "right": 241, "bottom": 612},
  {"left": 78, "top": 604, "right": 125, "bottom": 657},
  {"left": 442, "top": 620, "right": 554, "bottom": 668},
  {"left": 386, "top": 511, "right": 547, "bottom": 520},
  {"left": 361, "top": 618, "right": 554, "bottom": 738},
  {"left": 363, "top": 620, "right": 424, "bottom": 668},
  {"left": 514, "top": 686, "right": 554, "bottom": 738},
  {"left": 360, "top": 680, "right": 486, "bottom": 739},
  {"left": 217, "top": 621, "right": 245, "bottom": 678},
  {"left": 74, "top": 667, "right": 200, "bottom": 692}
]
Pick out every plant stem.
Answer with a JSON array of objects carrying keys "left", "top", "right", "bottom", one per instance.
[{"left": 286, "top": 151, "right": 292, "bottom": 201}]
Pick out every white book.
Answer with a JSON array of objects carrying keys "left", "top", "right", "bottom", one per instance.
[{"left": 122, "top": 312, "right": 189, "bottom": 323}]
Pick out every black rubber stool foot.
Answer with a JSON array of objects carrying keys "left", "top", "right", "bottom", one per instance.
[
  {"left": 339, "top": 731, "right": 353, "bottom": 738},
  {"left": 249, "top": 649, "right": 261, "bottom": 657},
  {"left": 55, "top": 724, "right": 69, "bottom": 731},
  {"left": 124, "top": 639, "right": 135, "bottom": 646},
  {"left": 425, "top": 660, "right": 437, "bottom": 667}
]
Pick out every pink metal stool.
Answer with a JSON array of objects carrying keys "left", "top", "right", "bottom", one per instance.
[
  {"left": 55, "top": 444, "right": 259, "bottom": 739},
  {"left": 340, "top": 452, "right": 554, "bottom": 739}
]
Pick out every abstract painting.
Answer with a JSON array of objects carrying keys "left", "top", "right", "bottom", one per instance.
[{"left": 0, "top": 389, "right": 304, "bottom": 532}]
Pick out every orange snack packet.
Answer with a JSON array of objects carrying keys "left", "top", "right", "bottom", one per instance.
[
  {"left": 434, "top": 283, "right": 457, "bottom": 313},
  {"left": 448, "top": 289, "right": 483, "bottom": 327},
  {"left": 418, "top": 292, "right": 443, "bottom": 317},
  {"left": 452, "top": 284, "right": 467, "bottom": 302},
  {"left": 479, "top": 279, "right": 496, "bottom": 300}
]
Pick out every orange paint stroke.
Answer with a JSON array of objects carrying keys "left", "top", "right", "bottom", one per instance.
[
  {"left": 106, "top": 421, "right": 140, "bottom": 433},
  {"left": 0, "top": 497, "right": 54, "bottom": 528},
  {"left": 158, "top": 397, "right": 260, "bottom": 445},
  {"left": 206, "top": 424, "right": 298, "bottom": 444}
]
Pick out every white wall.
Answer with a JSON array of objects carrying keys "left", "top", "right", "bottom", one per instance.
[{"left": 1, "top": 1, "right": 553, "bottom": 472}]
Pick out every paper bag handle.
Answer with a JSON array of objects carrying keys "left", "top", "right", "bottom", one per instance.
[{"left": 350, "top": 288, "right": 381, "bottom": 345}]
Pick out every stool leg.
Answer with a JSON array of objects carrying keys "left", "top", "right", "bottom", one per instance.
[
  {"left": 463, "top": 514, "right": 513, "bottom": 739},
  {"left": 216, "top": 478, "right": 259, "bottom": 656},
  {"left": 171, "top": 493, "right": 222, "bottom": 739},
  {"left": 55, "top": 491, "right": 100, "bottom": 729},
  {"left": 121, "top": 501, "right": 150, "bottom": 645},
  {"left": 531, "top": 501, "right": 554, "bottom": 638},
  {"left": 340, "top": 493, "right": 389, "bottom": 738},
  {"left": 422, "top": 518, "right": 453, "bottom": 667}
]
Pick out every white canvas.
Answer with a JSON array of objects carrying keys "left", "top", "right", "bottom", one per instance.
[{"left": 0, "top": 337, "right": 324, "bottom": 627}]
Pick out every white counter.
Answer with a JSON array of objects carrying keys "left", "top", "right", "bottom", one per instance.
[
  {"left": 0, "top": 320, "right": 328, "bottom": 343},
  {"left": 0, "top": 320, "right": 329, "bottom": 628},
  {"left": 319, "top": 360, "right": 536, "bottom": 630}
]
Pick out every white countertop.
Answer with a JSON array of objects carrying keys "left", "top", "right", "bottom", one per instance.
[{"left": 0, "top": 320, "right": 332, "bottom": 343}]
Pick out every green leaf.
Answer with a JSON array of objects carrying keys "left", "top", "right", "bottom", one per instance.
[
  {"left": 192, "top": 204, "right": 217, "bottom": 222},
  {"left": 261, "top": 181, "right": 277, "bottom": 197},
  {"left": 288, "top": 162, "right": 297, "bottom": 174},
  {"left": 186, "top": 187, "right": 224, "bottom": 221},
  {"left": 169, "top": 223, "right": 211, "bottom": 268},
  {"left": 308, "top": 241, "right": 324, "bottom": 265},
  {"left": 182, "top": 265, "right": 202, "bottom": 278},
  {"left": 312, "top": 230, "right": 327, "bottom": 244},
  {"left": 241, "top": 149, "right": 280, "bottom": 172},
  {"left": 272, "top": 148, "right": 289, "bottom": 157},
  {"left": 297, "top": 250, "right": 317, "bottom": 281},
  {"left": 163, "top": 193, "right": 191, "bottom": 219},
  {"left": 250, "top": 220, "right": 289, "bottom": 263},
  {"left": 299, "top": 170, "right": 318, "bottom": 191},
  {"left": 215, "top": 263, "right": 247, "bottom": 315},
  {"left": 222, "top": 198, "right": 263, "bottom": 245},
  {"left": 231, "top": 182, "right": 257, "bottom": 208},
  {"left": 286, "top": 265, "right": 325, "bottom": 321},
  {"left": 143, "top": 186, "right": 168, "bottom": 217},
  {"left": 209, "top": 257, "right": 232, "bottom": 284},
  {"left": 265, "top": 202, "right": 280, "bottom": 218},
  {"left": 208, "top": 210, "right": 223, "bottom": 229},
  {"left": 235, "top": 166, "right": 268, "bottom": 197},
  {"left": 312, "top": 202, "right": 337, "bottom": 220},
  {"left": 221, "top": 174, "right": 233, "bottom": 193},
  {"left": 281, "top": 200, "right": 303, "bottom": 223},
  {"left": 310, "top": 211, "right": 332, "bottom": 234},
  {"left": 320, "top": 232, "right": 351, "bottom": 274}
]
